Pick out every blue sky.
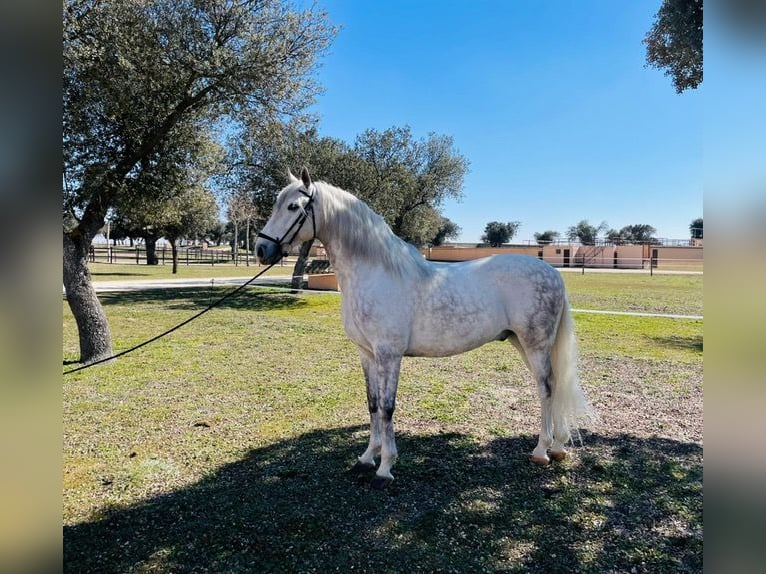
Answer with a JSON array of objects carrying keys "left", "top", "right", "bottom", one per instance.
[{"left": 306, "top": 0, "right": 702, "bottom": 243}]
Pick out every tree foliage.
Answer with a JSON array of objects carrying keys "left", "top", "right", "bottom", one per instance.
[
  {"left": 430, "top": 217, "right": 462, "bottom": 246},
  {"left": 606, "top": 224, "right": 658, "bottom": 244},
  {"left": 690, "top": 217, "right": 703, "bottom": 239},
  {"left": 644, "top": 0, "right": 703, "bottom": 93},
  {"left": 533, "top": 230, "right": 560, "bottom": 245},
  {"left": 482, "top": 221, "right": 521, "bottom": 247},
  {"left": 350, "top": 126, "right": 468, "bottom": 243},
  {"left": 567, "top": 220, "right": 608, "bottom": 245}
]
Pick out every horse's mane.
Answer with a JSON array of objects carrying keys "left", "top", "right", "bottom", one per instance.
[{"left": 315, "top": 181, "right": 432, "bottom": 279}]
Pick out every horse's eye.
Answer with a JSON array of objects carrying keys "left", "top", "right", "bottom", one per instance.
[{"left": 287, "top": 203, "right": 299, "bottom": 212}]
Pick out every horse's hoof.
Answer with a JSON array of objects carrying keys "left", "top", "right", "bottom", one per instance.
[
  {"left": 549, "top": 450, "right": 567, "bottom": 461},
  {"left": 347, "top": 461, "right": 376, "bottom": 476},
  {"left": 370, "top": 475, "right": 393, "bottom": 490},
  {"left": 530, "top": 454, "right": 550, "bottom": 466}
]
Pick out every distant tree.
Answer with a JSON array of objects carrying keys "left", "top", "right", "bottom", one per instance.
[
  {"left": 162, "top": 187, "right": 220, "bottom": 274},
  {"left": 567, "top": 220, "right": 608, "bottom": 244},
  {"left": 226, "top": 192, "right": 259, "bottom": 266},
  {"left": 605, "top": 228, "right": 623, "bottom": 244},
  {"left": 482, "top": 221, "right": 521, "bottom": 247},
  {"left": 533, "top": 230, "right": 560, "bottom": 245},
  {"left": 644, "top": 0, "right": 703, "bottom": 93},
  {"left": 106, "top": 213, "right": 133, "bottom": 246},
  {"left": 620, "top": 224, "right": 658, "bottom": 243},
  {"left": 206, "top": 221, "right": 228, "bottom": 247},
  {"left": 430, "top": 217, "right": 462, "bottom": 246},
  {"left": 690, "top": 217, "right": 703, "bottom": 239}
]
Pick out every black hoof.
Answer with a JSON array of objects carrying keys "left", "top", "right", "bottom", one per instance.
[
  {"left": 370, "top": 476, "right": 393, "bottom": 490},
  {"left": 347, "top": 461, "right": 376, "bottom": 476}
]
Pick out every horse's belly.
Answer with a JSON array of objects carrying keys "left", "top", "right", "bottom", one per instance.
[{"left": 405, "top": 317, "right": 503, "bottom": 357}]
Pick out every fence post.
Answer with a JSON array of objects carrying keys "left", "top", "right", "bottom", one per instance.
[
  {"left": 186, "top": 248, "right": 189, "bottom": 266},
  {"left": 136, "top": 246, "right": 139, "bottom": 264}
]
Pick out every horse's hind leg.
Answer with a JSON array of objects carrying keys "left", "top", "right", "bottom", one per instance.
[{"left": 511, "top": 337, "right": 554, "bottom": 465}]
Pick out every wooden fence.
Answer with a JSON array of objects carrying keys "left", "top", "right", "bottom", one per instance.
[{"left": 89, "top": 245, "right": 246, "bottom": 266}]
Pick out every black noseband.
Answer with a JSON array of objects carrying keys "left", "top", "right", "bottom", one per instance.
[{"left": 257, "top": 187, "right": 316, "bottom": 254}]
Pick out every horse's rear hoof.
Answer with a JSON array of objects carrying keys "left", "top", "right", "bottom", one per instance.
[
  {"left": 549, "top": 450, "right": 567, "bottom": 462},
  {"left": 530, "top": 454, "right": 550, "bottom": 466},
  {"left": 370, "top": 475, "right": 393, "bottom": 490},
  {"left": 348, "top": 461, "right": 376, "bottom": 476}
]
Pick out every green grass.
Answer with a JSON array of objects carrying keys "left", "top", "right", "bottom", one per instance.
[
  {"left": 87, "top": 261, "right": 296, "bottom": 280},
  {"left": 64, "top": 285, "right": 702, "bottom": 573},
  {"left": 563, "top": 273, "right": 702, "bottom": 316}
]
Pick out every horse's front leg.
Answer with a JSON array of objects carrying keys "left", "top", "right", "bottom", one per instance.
[
  {"left": 371, "top": 349, "right": 402, "bottom": 489},
  {"left": 355, "top": 348, "right": 380, "bottom": 469}
]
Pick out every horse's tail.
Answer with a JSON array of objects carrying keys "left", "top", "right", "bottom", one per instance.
[{"left": 550, "top": 296, "right": 596, "bottom": 445}]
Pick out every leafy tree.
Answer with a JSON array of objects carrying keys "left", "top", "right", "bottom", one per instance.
[
  {"left": 206, "top": 221, "right": 228, "bottom": 246},
  {"left": 63, "top": 0, "right": 335, "bottom": 363},
  {"left": 644, "top": 0, "right": 703, "bottom": 93},
  {"left": 161, "top": 187, "right": 220, "bottom": 273},
  {"left": 566, "top": 220, "right": 608, "bottom": 244},
  {"left": 690, "top": 217, "right": 703, "bottom": 239},
  {"left": 482, "top": 221, "right": 521, "bottom": 247},
  {"left": 113, "top": 131, "right": 223, "bottom": 265},
  {"left": 105, "top": 213, "right": 133, "bottom": 246},
  {"left": 352, "top": 126, "right": 468, "bottom": 244},
  {"left": 430, "top": 217, "right": 462, "bottom": 246},
  {"left": 605, "top": 228, "right": 623, "bottom": 244},
  {"left": 620, "top": 224, "right": 658, "bottom": 243},
  {"left": 533, "top": 230, "right": 560, "bottom": 245}
]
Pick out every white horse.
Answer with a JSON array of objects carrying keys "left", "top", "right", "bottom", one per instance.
[{"left": 256, "top": 167, "right": 593, "bottom": 488}]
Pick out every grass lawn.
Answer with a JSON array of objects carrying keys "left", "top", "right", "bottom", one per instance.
[
  {"left": 562, "top": 273, "right": 702, "bottom": 316},
  {"left": 87, "top": 261, "right": 296, "bottom": 280},
  {"left": 63, "top": 284, "right": 702, "bottom": 573}
]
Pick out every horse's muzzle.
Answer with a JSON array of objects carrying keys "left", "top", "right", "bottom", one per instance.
[{"left": 255, "top": 239, "right": 283, "bottom": 265}]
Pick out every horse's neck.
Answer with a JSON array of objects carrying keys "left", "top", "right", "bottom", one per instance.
[
  {"left": 314, "top": 184, "right": 383, "bottom": 283},
  {"left": 313, "top": 183, "right": 430, "bottom": 286},
  {"left": 315, "top": 197, "right": 356, "bottom": 286}
]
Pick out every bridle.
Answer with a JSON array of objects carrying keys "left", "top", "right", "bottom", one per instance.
[{"left": 257, "top": 186, "right": 316, "bottom": 255}]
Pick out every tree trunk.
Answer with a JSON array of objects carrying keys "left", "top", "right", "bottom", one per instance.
[
  {"left": 233, "top": 220, "right": 239, "bottom": 266},
  {"left": 63, "top": 230, "right": 113, "bottom": 364},
  {"left": 245, "top": 217, "right": 250, "bottom": 266},
  {"left": 144, "top": 235, "right": 159, "bottom": 265},
  {"left": 291, "top": 240, "right": 313, "bottom": 289},
  {"left": 171, "top": 239, "right": 179, "bottom": 274}
]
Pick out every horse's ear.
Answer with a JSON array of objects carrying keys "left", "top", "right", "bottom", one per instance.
[
  {"left": 287, "top": 169, "right": 299, "bottom": 184},
  {"left": 300, "top": 166, "right": 312, "bottom": 189}
]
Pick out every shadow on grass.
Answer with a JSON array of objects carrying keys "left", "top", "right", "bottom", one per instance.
[
  {"left": 98, "top": 287, "right": 309, "bottom": 313},
  {"left": 650, "top": 334, "right": 703, "bottom": 353},
  {"left": 64, "top": 428, "right": 702, "bottom": 573}
]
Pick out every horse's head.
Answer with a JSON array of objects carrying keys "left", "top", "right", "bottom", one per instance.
[{"left": 255, "top": 166, "right": 317, "bottom": 265}]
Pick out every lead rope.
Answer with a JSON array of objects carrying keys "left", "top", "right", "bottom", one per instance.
[{"left": 63, "top": 262, "right": 277, "bottom": 376}]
